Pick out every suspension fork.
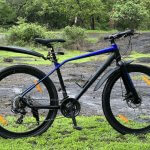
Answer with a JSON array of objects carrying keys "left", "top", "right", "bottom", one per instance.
[{"left": 118, "top": 61, "right": 140, "bottom": 104}]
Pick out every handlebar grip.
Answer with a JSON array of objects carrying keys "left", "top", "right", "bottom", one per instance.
[{"left": 104, "top": 29, "right": 135, "bottom": 41}]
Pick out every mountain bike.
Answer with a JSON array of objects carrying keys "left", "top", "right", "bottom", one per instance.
[{"left": 0, "top": 30, "right": 150, "bottom": 138}]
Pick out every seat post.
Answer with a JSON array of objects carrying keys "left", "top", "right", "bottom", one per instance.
[{"left": 48, "top": 44, "right": 68, "bottom": 99}]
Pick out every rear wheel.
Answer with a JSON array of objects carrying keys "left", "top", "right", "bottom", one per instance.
[
  {"left": 102, "top": 64, "right": 150, "bottom": 134},
  {"left": 0, "top": 65, "right": 58, "bottom": 138}
]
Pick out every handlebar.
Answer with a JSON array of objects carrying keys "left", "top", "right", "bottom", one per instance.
[{"left": 104, "top": 29, "right": 135, "bottom": 41}]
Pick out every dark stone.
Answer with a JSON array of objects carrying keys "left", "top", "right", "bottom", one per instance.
[
  {"left": 137, "top": 57, "right": 150, "bottom": 63},
  {"left": 3, "top": 57, "right": 13, "bottom": 63}
]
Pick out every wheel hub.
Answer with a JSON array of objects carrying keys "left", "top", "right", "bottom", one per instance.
[{"left": 124, "top": 93, "right": 142, "bottom": 108}]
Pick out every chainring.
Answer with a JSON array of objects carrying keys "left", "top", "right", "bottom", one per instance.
[{"left": 60, "top": 98, "right": 81, "bottom": 118}]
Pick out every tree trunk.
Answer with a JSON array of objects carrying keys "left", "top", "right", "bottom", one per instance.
[{"left": 91, "top": 16, "right": 95, "bottom": 30}]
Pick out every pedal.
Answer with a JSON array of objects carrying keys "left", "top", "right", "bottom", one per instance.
[
  {"left": 72, "top": 117, "right": 82, "bottom": 130},
  {"left": 73, "top": 126, "right": 82, "bottom": 130},
  {"left": 71, "top": 109, "right": 82, "bottom": 130}
]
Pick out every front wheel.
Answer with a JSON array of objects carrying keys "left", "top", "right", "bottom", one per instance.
[
  {"left": 0, "top": 65, "right": 58, "bottom": 138},
  {"left": 102, "top": 64, "right": 150, "bottom": 134}
]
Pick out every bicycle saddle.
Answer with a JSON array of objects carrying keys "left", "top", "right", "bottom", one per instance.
[{"left": 35, "top": 38, "right": 66, "bottom": 46}]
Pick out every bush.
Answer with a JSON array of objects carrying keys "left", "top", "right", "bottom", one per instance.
[
  {"left": 63, "top": 26, "right": 86, "bottom": 50},
  {"left": 0, "top": 0, "right": 16, "bottom": 25},
  {"left": 8, "top": 22, "right": 48, "bottom": 45},
  {"left": 111, "top": 1, "right": 149, "bottom": 30}
]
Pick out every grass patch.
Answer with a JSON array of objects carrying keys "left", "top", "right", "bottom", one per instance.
[
  {"left": 0, "top": 116, "right": 150, "bottom": 150},
  {"left": 0, "top": 47, "right": 149, "bottom": 66},
  {"left": 130, "top": 51, "right": 150, "bottom": 60},
  {"left": 0, "top": 49, "right": 88, "bottom": 65},
  {"left": 138, "top": 30, "right": 150, "bottom": 33},
  {"left": 0, "top": 46, "right": 107, "bottom": 66},
  {"left": 86, "top": 37, "right": 99, "bottom": 44},
  {"left": 85, "top": 30, "right": 117, "bottom": 34}
]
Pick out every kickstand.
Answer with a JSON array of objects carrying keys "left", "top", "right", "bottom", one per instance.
[{"left": 70, "top": 109, "right": 82, "bottom": 130}]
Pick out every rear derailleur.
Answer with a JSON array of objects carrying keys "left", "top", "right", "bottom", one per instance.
[
  {"left": 11, "top": 96, "right": 27, "bottom": 124},
  {"left": 11, "top": 96, "right": 40, "bottom": 125},
  {"left": 60, "top": 98, "right": 82, "bottom": 130}
]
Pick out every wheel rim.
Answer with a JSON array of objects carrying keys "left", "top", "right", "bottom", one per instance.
[
  {"left": 0, "top": 72, "right": 52, "bottom": 134},
  {"left": 109, "top": 70, "right": 150, "bottom": 130}
]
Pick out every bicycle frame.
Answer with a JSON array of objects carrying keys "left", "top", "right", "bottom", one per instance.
[{"left": 21, "top": 43, "right": 119, "bottom": 109}]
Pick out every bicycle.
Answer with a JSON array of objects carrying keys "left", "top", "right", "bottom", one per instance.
[{"left": 0, "top": 29, "right": 150, "bottom": 138}]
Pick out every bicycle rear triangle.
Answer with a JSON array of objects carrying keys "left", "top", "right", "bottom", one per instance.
[{"left": 0, "top": 29, "right": 150, "bottom": 138}]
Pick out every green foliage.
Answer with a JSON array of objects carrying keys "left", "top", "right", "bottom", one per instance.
[
  {"left": 1, "top": 0, "right": 150, "bottom": 32},
  {"left": 63, "top": 0, "right": 105, "bottom": 29},
  {"left": 111, "top": 0, "right": 149, "bottom": 30},
  {"left": 63, "top": 26, "right": 86, "bottom": 49},
  {"left": 0, "top": 27, "right": 6, "bottom": 33},
  {"left": 140, "top": 0, "right": 150, "bottom": 29},
  {"left": 0, "top": 0, "right": 16, "bottom": 25},
  {"left": 8, "top": 21, "right": 48, "bottom": 45}
]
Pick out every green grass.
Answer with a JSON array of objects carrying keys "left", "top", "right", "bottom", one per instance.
[
  {"left": 0, "top": 47, "right": 107, "bottom": 66},
  {"left": 49, "top": 29, "right": 150, "bottom": 35},
  {"left": 0, "top": 116, "right": 150, "bottom": 150},
  {"left": 0, "top": 47, "right": 149, "bottom": 66},
  {"left": 138, "top": 30, "right": 150, "bottom": 33},
  {"left": 86, "top": 37, "right": 99, "bottom": 44},
  {"left": 0, "top": 49, "right": 87, "bottom": 65},
  {"left": 85, "top": 30, "right": 117, "bottom": 34},
  {"left": 130, "top": 51, "right": 150, "bottom": 59}
]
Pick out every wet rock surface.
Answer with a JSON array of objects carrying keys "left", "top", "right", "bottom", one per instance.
[
  {"left": 86, "top": 32, "right": 150, "bottom": 55},
  {"left": 0, "top": 62, "right": 105, "bottom": 115}
]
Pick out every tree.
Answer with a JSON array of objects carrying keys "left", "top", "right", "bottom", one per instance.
[
  {"left": 140, "top": 0, "right": 150, "bottom": 29},
  {"left": 111, "top": 0, "right": 149, "bottom": 30},
  {"left": 6, "top": 0, "right": 27, "bottom": 17},
  {"left": 0, "top": 0, "right": 16, "bottom": 25},
  {"left": 63, "top": 0, "right": 105, "bottom": 29}
]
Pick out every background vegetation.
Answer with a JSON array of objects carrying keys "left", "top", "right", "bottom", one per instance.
[{"left": 0, "top": 0, "right": 150, "bottom": 30}]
